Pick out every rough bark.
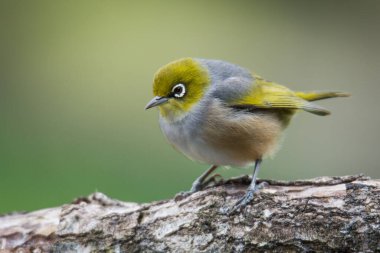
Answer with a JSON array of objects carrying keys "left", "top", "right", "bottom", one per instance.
[{"left": 0, "top": 174, "right": 379, "bottom": 253}]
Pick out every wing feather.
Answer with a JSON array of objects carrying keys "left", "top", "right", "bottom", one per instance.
[{"left": 230, "top": 75, "right": 330, "bottom": 116}]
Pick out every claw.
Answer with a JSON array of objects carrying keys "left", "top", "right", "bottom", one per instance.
[
  {"left": 226, "top": 181, "right": 268, "bottom": 215},
  {"left": 188, "top": 165, "right": 219, "bottom": 192},
  {"left": 256, "top": 181, "right": 269, "bottom": 190},
  {"left": 203, "top": 173, "right": 224, "bottom": 187},
  {"left": 227, "top": 189, "right": 256, "bottom": 215},
  {"left": 174, "top": 190, "right": 192, "bottom": 201}
]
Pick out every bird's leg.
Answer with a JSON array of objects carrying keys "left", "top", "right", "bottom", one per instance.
[
  {"left": 175, "top": 165, "right": 219, "bottom": 201},
  {"left": 228, "top": 159, "right": 263, "bottom": 214},
  {"left": 190, "top": 165, "right": 219, "bottom": 192}
]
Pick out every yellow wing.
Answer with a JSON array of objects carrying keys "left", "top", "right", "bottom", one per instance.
[{"left": 231, "top": 75, "right": 348, "bottom": 116}]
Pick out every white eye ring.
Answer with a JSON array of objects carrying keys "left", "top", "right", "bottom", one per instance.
[{"left": 172, "top": 83, "right": 186, "bottom": 98}]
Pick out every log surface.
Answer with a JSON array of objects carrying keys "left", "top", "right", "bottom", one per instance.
[{"left": 0, "top": 174, "right": 379, "bottom": 252}]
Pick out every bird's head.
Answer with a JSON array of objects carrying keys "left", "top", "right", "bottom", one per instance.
[{"left": 145, "top": 58, "right": 210, "bottom": 121}]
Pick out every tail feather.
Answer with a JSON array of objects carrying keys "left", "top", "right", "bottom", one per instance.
[
  {"left": 295, "top": 91, "right": 350, "bottom": 116},
  {"left": 295, "top": 91, "right": 350, "bottom": 102},
  {"left": 302, "top": 101, "right": 331, "bottom": 116}
]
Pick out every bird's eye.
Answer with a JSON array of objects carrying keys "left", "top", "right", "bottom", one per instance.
[{"left": 171, "top": 83, "right": 186, "bottom": 98}]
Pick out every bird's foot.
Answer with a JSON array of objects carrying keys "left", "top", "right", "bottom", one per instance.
[
  {"left": 203, "top": 174, "right": 224, "bottom": 187},
  {"left": 174, "top": 174, "right": 224, "bottom": 201},
  {"left": 174, "top": 178, "right": 203, "bottom": 201},
  {"left": 174, "top": 191, "right": 192, "bottom": 201},
  {"left": 226, "top": 181, "right": 268, "bottom": 215},
  {"left": 189, "top": 174, "right": 224, "bottom": 193}
]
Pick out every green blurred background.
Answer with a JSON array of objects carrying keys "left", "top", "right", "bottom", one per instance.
[{"left": 1, "top": 0, "right": 379, "bottom": 213}]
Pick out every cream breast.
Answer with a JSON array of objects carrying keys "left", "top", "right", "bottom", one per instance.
[{"left": 159, "top": 98, "right": 291, "bottom": 167}]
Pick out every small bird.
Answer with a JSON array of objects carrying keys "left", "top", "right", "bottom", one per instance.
[{"left": 145, "top": 58, "right": 349, "bottom": 212}]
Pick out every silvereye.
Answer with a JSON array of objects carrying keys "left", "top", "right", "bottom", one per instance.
[{"left": 145, "top": 58, "right": 349, "bottom": 212}]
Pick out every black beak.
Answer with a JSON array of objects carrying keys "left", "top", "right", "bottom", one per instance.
[{"left": 145, "top": 96, "right": 169, "bottom": 110}]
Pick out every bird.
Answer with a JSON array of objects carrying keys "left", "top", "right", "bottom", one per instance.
[{"left": 145, "top": 57, "right": 349, "bottom": 213}]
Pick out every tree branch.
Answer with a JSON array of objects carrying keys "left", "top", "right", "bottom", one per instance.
[{"left": 1, "top": 174, "right": 379, "bottom": 252}]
